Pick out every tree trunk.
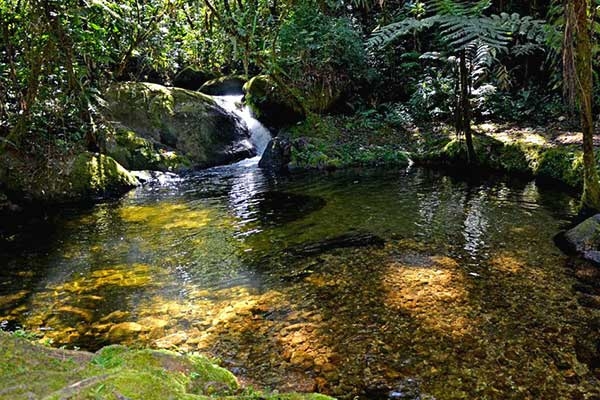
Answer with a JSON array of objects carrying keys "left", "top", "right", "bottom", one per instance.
[
  {"left": 457, "top": 51, "right": 476, "bottom": 163},
  {"left": 574, "top": 0, "right": 600, "bottom": 211},
  {"left": 563, "top": 0, "right": 577, "bottom": 116}
]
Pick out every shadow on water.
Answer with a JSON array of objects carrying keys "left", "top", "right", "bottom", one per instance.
[{"left": 1, "top": 162, "right": 600, "bottom": 399}]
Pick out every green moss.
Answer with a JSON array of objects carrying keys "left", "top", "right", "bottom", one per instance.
[
  {"left": 243, "top": 75, "right": 305, "bottom": 127},
  {"left": 0, "top": 333, "right": 333, "bottom": 400},
  {"left": 70, "top": 152, "right": 139, "bottom": 195},
  {"left": 105, "top": 82, "right": 245, "bottom": 168},
  {"left": 536, "top": 146, "right": 584, "bottom": 188}
]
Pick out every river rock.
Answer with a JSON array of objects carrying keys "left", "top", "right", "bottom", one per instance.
[
  {"left": 105, "top": 82, "right": 255, "bottom": 169},
  {"left": 108, "top": 322, "right": 144, "bottom": 341},
  {"left": 155, "top": 331, "right": 188, "bottom": 349},
  {"left": 198, "top": 75, "right": 246, "bottom": 95},
  {"left": 259, "top": 137, "right": 292, "bottom": 171},
  {"left": 563, "top": 214, "right": 600, "bottom": 264},
  {"left": 0, "top": 148, "right": 139, "bottom": 203},
  {"left": 172, "top": 66, "right": 216, "bottom": 91},
  {"left": 243, "top": 75, "right": 304, "bottom": 130}
]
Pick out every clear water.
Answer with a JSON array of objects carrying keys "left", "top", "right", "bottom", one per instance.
[{"left": 1, "top": 163, "right": 599, "bottom": 399}]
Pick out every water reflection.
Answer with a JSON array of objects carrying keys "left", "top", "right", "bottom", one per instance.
[{"left": 1, "top": 166, "right": 597, "bottom": 399}]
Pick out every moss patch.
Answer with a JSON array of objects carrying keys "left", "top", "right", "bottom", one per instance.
[
  {"left": 284, "top": 114, "right": 410, "bottom": 170},
  {"left": 107, "top": 129, "right": 192, "bottom": 172},
  {"left": 70, "top": 152, "right": 139, "bottom": 196},
  {"left": 0, "top": 332, "right": 333, "bottom": 400}
]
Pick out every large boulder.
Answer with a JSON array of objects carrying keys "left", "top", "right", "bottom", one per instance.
[
  {"left": 0, "top": 149, "right": 139, "bottom": 204},
  {"left": 172, "top": 66, "right": 216, "bottom": 91},
  {"left": 564, "top": 214, "right": 600, "bottom": 264},
  {"left": 198, "top": 75, "right": 247, "bottom": 95},
  {"left": 104, "top": 82, "right": 255, "bottom": 168},
  {"left": 243, "top": 75, "right": 304, "bottom": 130}
]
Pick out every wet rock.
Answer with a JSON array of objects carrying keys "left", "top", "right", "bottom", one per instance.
[
  {"left": 258, "top": 137, "right": 292, "bottom": 171},
  {"left": 105, "top": 82, "right": 254, "bottom": 169},
  {"left": 155, "top": 331, "right": 188, "bottom": 349},
  {"left": 243, "top": 75, "right": 304, "bottom": 130},
  {"left": 172, "top": 66, "right": 216, "bottom": 91},
  {"left": 100, "top": 310, "right": 131, "bottom": 323},
  {"left": 564, "top": 215, "right": 600, "bottom": 264},
  {"left": 108, "top": 322, "right": 144, "bottom": 341}
]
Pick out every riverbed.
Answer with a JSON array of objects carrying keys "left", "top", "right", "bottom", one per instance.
[{"left": 1, "top": 161, "right": 599, "bottom": 399}]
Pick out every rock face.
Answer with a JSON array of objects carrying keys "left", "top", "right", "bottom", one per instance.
[
  {"left": 105, "top": 82, "right": 255, "bottom": 168},
  {"left": 244, "top": 75, "right": 304, "bottom": 130},
  {"left": 564, "top": 214, "right": 600, "bottom": 264},
  {"left": 198, "top": 75, "right": 246, "bottom": 95}
]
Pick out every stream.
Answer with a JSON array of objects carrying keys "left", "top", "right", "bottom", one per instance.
[{"left": 1, "top": 102, "right": 600, "bottom": 398}]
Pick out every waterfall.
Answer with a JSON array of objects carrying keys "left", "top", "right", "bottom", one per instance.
[{"left": 213, "top": 95, "right": 271, "bottom": 156}]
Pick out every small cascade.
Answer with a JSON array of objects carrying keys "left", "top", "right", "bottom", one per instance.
[{"left": 213, "top": 95, "right": 271, "bottom": 156}]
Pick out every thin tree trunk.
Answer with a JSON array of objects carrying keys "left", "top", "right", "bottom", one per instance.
[
  {"left": 574, "top": 0, "right": 600, "bottom": 211},
  {"left": 457, "top": 51, "right": 476, "bottom": 163},
  {"left": 563, "top": 0, "right": 577, "bottom": 116}
]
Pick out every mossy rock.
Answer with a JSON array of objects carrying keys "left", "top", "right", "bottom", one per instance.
[
  {"left": 0, "top": 148, "right": 138, "bottom": 203},
  {"left": 107, "top": 129, "right": 192, "bottom": 172},
  {"left": 0, "top": 332, "right": 335, "bottom": 400},
  {"left": 243, "top": 75, "right": 304, "bottom": 129},
  {"left": 198, "top": 75, "right": 247, "bottom": 95},
  {"left": 173, "top": 66, "right": 217, "bottom": 91},
  {"left": 536, "top": 146, "right": 584, "bottom": 188},
  {"left": 105, "top": 82, "right": 254, "bottom": 168},
  {"left": 70, "top": 152, "right": 139, "bottom": 196}
]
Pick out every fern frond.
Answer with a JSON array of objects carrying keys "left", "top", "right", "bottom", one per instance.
[{"left": 367, "top": 16, "right": 439, "bottom": 48}]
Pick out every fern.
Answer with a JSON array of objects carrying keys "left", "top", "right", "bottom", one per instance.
[{"left": 368, "top": 1, "right": 547, "bottom": 55}]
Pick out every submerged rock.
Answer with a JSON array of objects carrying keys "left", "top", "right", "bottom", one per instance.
[
  {"left": 105, "top": 82, "right": 255, "bottom": 169},
  {"left": 285, "top": 232, "right": 385, "bottom": 258},
  {"left": 564, "top": 214, "right": 600, "bottom": 264},
  {"left": 254, "top": 191, "right": 326, "bottom": 226}
]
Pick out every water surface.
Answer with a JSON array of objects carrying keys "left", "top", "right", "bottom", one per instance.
[{"left": 1, "top": 162, "right": 599, "bottom": 399}]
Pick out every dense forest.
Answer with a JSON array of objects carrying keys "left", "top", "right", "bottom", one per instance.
[
  {"left": 2, "top": 0, "right": 600, "bottom": 208},
  {"left": 4, "top": 1, "right": 600, "bottom": 399}
]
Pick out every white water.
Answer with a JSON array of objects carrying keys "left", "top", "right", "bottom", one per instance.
[{"left": 213, "top": 95, "right": 271, "bottom": 157}]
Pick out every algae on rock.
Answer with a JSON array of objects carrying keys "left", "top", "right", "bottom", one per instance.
[{"left": 105, "top": 82, "right": 254, "bottom": 169}]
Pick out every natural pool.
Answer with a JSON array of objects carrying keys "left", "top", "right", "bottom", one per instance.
[{"left": 1, "top": 159, "right": 600, "bottom": 399}]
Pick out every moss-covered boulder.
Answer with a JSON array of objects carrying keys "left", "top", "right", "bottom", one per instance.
[
  {"left": 105, "top": 82, "right": 254, "bottom": 168},
  {"left": 172, "top": 66, "right": 217, "bottom": 91},
  {"left": 70, "top": 152, "right": 140, "bottom": 197},
  {"left": 198, "top": 75, "right": 247, "bottom": 95},
  {"left": 106, "top": 128, "right": 192, "bottom": 172},
  {"left": 0, "top": 332, "right": 335, "bottom": 400},
  {"left": 0, "top": 149, "right": 138, "bottom": 203},
  {"left": 243, "top": 75, "right": 304, "bottom": 130}
]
